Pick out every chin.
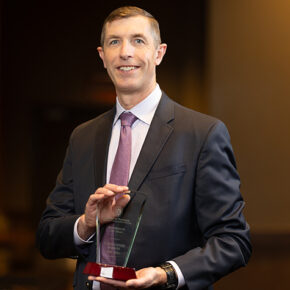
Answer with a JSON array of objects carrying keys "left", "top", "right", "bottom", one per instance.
[{"left": 117, "top": 83, "right": 140, "bottom": 93}]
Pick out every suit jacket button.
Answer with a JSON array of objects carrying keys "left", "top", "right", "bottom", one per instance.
[{"left": 85, "top": 281, "right": 91, "bottom": 289}]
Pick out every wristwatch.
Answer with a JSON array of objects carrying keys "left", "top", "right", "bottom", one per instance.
[{"left": 159, "top": 262, "right": 178, "bottom": 289}]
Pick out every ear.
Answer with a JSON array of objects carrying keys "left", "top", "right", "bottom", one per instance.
[
  {"left": 97, "top": 46, "right": 107, "bottom": 68},
  {"left": 155, "top": 43, "right": 167, "bottom": 66}
]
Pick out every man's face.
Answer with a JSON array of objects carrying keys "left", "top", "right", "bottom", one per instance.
[{"left": 98, "top": 16, "right": 166, "bottom": 97}]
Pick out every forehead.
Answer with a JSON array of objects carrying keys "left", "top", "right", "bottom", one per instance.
[{"left": 105, "top": 16, "right": 153, "bottom": 39}]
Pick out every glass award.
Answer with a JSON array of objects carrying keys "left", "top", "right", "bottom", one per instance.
[{"left": 83, "top": 191, "right": 146, "bottom": 281}]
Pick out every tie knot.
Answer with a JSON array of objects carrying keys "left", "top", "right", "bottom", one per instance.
[{"left": 120, "top": 112, "right": 138, "bottom": 127}]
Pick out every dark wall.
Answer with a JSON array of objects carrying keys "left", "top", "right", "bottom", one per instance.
[
  {"left": 0, "top": 2, "right": 206, "bottom": 287},
  {"left": 207, "top": 1, "right": 290, "bottom": 289},
  {"left": 1, "top": 0, "right": 205, "bottom": 220}
]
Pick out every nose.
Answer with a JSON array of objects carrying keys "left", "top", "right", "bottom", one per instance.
[{"left": 119, "top": 40, "right": 134, "bottom": 60}]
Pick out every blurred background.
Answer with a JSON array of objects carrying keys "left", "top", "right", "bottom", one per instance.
[{"left": 1, "top": 0, "right": 290, "bottom": 289}]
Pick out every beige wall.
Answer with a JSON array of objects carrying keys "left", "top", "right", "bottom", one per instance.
[{"left": 206, "top": 0, "right": 290, "bottom": 233}]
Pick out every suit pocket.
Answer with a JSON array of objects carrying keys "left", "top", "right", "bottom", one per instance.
[{"left": 148, "top": 164, "right": 186, "bottom": 180}]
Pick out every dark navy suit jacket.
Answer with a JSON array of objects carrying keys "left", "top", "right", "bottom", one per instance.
[{"left": 37, "top": 93, "right": 251, "bottom": 289}]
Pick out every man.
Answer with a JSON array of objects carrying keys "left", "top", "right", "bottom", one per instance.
[{"left": 37, "top": 6, "right": 251, "bottom": 290}]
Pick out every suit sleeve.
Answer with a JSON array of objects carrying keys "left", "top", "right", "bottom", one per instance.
[
  {"left": 36, "top": 135, "right": 81, "bottom": 259},
  {"left": 173, "top": 121, "right": 251, "bottom": 289}
]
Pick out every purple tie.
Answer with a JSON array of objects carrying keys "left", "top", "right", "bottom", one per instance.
[
  {"left": 101, "top": 112, "right": 138, "bottom": 267},
  {"left": 110, "top": 112, "right": 138, "bottom": 186}
]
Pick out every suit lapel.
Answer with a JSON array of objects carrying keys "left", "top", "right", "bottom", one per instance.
[
  {"left": 128, "top": 93, "right": 175, "bottom": 191},
  {"left": 93, "top": 108, "right": 115, "bottom": 188}
]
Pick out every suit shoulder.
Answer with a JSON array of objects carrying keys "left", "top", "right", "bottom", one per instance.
[
  {"left": 159, "top": 93, "right": 227, "bottom": 136},
  {"left": 70, "top": 109, "right": 114, "bottom": 139},
  {"left": 173, "top": 100, "right": 222, "bottom": 129}
]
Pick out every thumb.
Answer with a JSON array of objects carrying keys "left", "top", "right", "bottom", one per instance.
[{"left": 114, "top": 194, "right": 131, "bottom": 217}]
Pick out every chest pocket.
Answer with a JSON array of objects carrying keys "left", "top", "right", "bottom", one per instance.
[{"left": 147, "top": 163, "right": 186, "bottom": 180}]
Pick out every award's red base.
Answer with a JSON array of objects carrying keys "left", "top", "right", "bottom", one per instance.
[{"left": 83, "top": 262, "right": 136, "bottom": 281}]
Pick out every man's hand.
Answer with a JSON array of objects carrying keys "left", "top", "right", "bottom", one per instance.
[
  {"left": 77, "top": 184, "right": 131, "bottom": 240},
  {"left": 89, "top": 267, "right": 167, "bottom": 289}
]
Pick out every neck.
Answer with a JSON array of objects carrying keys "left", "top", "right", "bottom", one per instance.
[{"left": 116, "top": 83, "right": 157, "bottom": 110}]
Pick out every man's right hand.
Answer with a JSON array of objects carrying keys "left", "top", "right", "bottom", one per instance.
[{"left": 77, "top": 184, "right": 131, "bottom": 240}]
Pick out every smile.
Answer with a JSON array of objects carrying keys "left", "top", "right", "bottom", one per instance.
[{"left": 118, "top": 66, "right": 139, "bottom": 71}]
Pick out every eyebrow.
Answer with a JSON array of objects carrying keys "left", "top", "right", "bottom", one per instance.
[
  {"left": 106, "top": 33, "right": 148, "bottom": 41},
  {"left": 106, "top": 34, "right": 120, "bottom": 39},
  {"left": 131, "top": 33, "right": 147, "bottom": 39}
]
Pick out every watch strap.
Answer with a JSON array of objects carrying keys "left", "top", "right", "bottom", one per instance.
[{"left": 159, "top": 262, "right": 178, "bottom": 289}]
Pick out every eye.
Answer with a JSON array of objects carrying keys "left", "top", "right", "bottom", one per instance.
[
  {"left": 135, "top": 38, "right": 145, "bottom": 44},
  {"left": 109, "top": 39, "right": 119, "bottom": 45}
]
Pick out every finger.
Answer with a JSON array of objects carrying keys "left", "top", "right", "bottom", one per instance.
[
  {"left": 113, "top": 194, "right": 131, "bottom": 216},
  {"left": 87, "top": 191, "right": 114, "bottom": 207},
  {"left": 126, "top": 271, "right": 148, "bottom": 288},
  {"left": 95, "top": 277, "right": 127, "bottom": 288},
  {"left": 104, "top": 184, "right": 130, "bottom": 193},
  {"left": 126, "top": 267, "right": 160, "bottom": 288},
  {"left": 94, "top": 187, "right": 116, "bottom": 198},
  {"left": 92, "top": 186, "right": 129, "bottom": 202},
  {"left": 126, "top": 277, "right": 146, "bottom": 288}
]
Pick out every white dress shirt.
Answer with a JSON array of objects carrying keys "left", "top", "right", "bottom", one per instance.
[{"left": 73, "top": 84, "right": 185, "bottom": 289}]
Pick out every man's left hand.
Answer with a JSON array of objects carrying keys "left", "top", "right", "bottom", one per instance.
[{"left": 89, "top": 267, "right": 167, "bottom": 289}]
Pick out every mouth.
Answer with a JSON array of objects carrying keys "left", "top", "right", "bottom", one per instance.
[{"left": 117, "top": 65, "right": 139, "bottom": 72}]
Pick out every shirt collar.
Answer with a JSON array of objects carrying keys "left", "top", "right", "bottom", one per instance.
[{"left": 114, "top": 84, "right": 162, "bottom": 125}]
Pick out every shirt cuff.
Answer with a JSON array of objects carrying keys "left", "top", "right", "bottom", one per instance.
[
  {"left": 73, "top": 217, "right": 95, "bottom": 246},
  {"left": 167, "top": 260, "right": 185, "bottom": 289}
]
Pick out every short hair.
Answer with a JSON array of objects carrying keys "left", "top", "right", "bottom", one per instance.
[{"left": 100, "top": 6, "right": 161, "bottom": 47}]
